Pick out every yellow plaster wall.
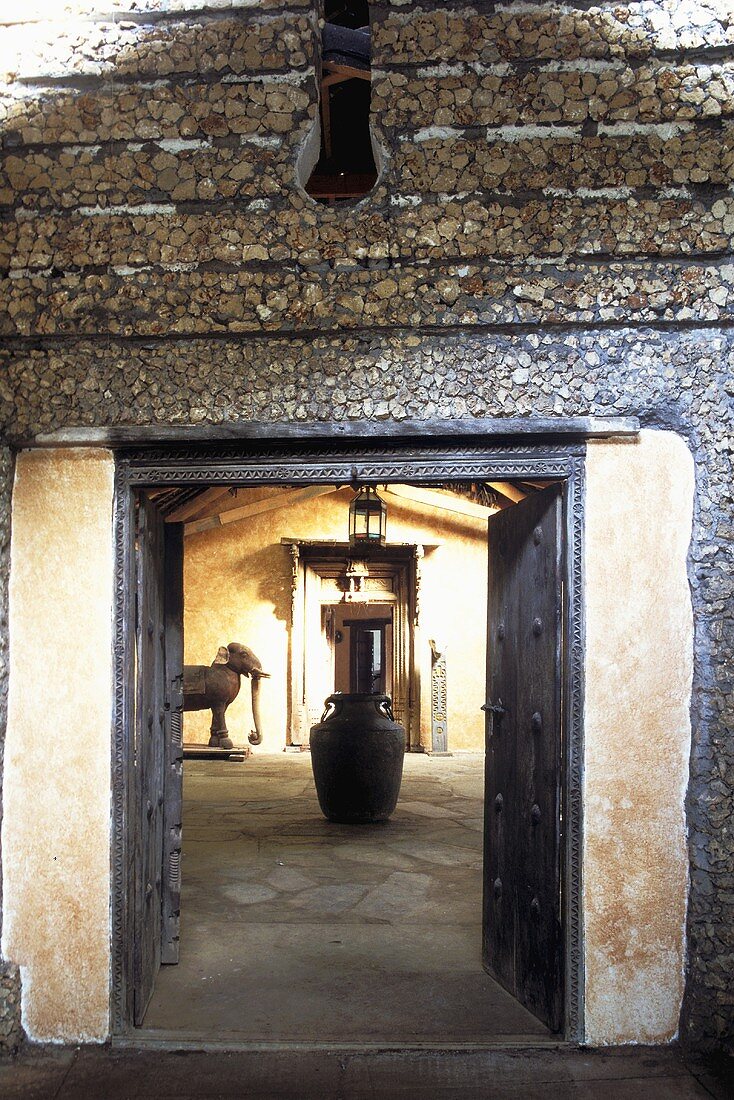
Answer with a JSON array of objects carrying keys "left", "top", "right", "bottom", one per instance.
[
  {"left": 583, "top": 430, "right": 693, "bottom": 1045},
  {"left": 183, "top": 487, "right": 489, "bottom": 751},
  {"left": 2, "top": 449, "right": 115, "bottom": 1042}
]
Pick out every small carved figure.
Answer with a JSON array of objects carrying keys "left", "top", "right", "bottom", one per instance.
[{"left": 183, "top": 642, "right": 270, "bottom": 749}]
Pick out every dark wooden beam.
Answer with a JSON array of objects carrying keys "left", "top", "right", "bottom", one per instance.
[{"left": 27, "top": 416, "right": 639, "bottom": 448}]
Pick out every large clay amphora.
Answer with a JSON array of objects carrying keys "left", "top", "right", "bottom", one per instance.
[{"left": 309, "top": 693, "right": 406, "bottom": 823}]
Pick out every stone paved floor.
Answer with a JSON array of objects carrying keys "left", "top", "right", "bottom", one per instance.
[
  {"left": 2, "top": 755, "right": 731, "bottom": 1098},
  {"left": 143, "top": 753, "right": 549, "bottom": 1042}
]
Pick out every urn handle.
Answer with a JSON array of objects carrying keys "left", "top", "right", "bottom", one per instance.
[
  {"left": 320, "top": 695, "right": 344, "bottom": 723},
  {"left": 376, "top": 697, "right": 395, "bottom": 721}
]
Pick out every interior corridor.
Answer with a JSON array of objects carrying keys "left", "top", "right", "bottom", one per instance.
[{"left": 143, "top": 754, "right": 550, "bottom": 1043}]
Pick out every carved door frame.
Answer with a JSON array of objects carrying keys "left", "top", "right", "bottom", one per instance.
[{"left": 110, "top": 434, "right": 588, "bottom": 1041}]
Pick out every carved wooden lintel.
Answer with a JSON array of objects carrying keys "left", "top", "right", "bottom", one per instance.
[{"left": 343, "top": 559, "right": 369, "bottom": 600}]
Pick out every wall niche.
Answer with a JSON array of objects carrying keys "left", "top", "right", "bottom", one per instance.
[{"left": 304, "top": 1, "right": 378, "bottom": 204}]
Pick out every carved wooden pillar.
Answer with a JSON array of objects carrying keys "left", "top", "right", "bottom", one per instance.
[
  {"left": 303, "top": 563, "right": 328, "bottom": 733},
  {"left": 410, "top": 544, "right": 424, "bottom": 750},
  {"left": 429, "top": 639, "right": 448, "bottom": 754},
  {"left": 287, "top": 543, "right": 307, "bottom": 745}
]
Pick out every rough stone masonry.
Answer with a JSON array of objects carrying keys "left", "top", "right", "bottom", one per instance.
[{"left": 0, "top": 0, "right": 732, "bottom": 1053}]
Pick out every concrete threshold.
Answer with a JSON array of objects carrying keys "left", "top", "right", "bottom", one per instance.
[
  {"left": 3, "top": 1040, "right": 720, "bottom": 1100},
  {"left": 118, "top": 1030, "right": 570, "bottom": 1053}
]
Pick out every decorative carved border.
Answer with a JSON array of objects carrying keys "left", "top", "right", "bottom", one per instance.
[
  {"left": 565, "top": 453, "right": 586, "bottom": 1043},
  {"left": 123, "top": 441, "right": 586, "bottom": 467},
  {"left": 110, "top": 439, "right": 585, "bottom": 1041},
  {"left": 122, "top": 443, "right": 584, "bottom": 488},
  {"left": 111, "top": 460, "right": 132, "bottom": 1036}
]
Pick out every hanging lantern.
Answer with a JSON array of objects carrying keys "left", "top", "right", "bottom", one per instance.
[{"left": 349, "top": 486, "right": 387, "bottom": 547}]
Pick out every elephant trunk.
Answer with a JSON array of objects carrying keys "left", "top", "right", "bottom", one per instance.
[{"left": 248, "top": 670, "right": 270, "bottom": 746}]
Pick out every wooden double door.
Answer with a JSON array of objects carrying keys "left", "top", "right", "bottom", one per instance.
[{"left": 131, "top": 485, "right": 567, "bottom": 1034}]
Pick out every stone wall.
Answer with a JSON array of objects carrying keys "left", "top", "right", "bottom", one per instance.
[
  {"left": 0, "top": 448, "right": 22, "bottom": 1054},
  {"left": 0, "top": 0, "right": 732, "bottom": 1051}
]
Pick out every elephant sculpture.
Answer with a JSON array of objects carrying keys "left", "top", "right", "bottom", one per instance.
[{"left": 183, "top": 642, "right": 270, "bottom": 749}]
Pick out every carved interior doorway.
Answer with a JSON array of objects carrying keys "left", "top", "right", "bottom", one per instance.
[
  {"left": 286, "top": 542, "right": 420, "bottom": 748},
  {"left": 110, "top": 426, "right": 603, "bottom": 1044}
]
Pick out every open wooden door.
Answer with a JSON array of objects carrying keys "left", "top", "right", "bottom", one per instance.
[
  {"left": 133, "top": 497, "right": 183, "bottom": 1025},
  {"left": 161, "top": 522, "right": 184, "bottom": 966},
  {"left": 482, "top": 484, "right": 564, "bottom": 1033}
]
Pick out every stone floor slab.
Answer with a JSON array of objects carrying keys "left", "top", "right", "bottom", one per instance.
[{"left": 0, "top": 1045, "right": 723, "bottom": 1100}]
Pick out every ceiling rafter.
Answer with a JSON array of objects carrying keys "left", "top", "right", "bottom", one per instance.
[
  {"left": 384, "top": 483, "right": 498, "bottom": 521},
  {"left": 159, "top": 478, "right": 539, "bottom": 534},
  {"left": 166, "top": 486, "right": 236, "bottom": 523},
  {"left": 487, "top": 481, "right": 527, "bottom": 505},
  {"left": 184, "top": 485, "right": 341, "bottom": 537}
]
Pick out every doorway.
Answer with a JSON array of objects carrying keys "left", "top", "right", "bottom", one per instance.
[
  {"left": 111, "top": 438, "right": 585, "bottom": 1042},
  {"left": 348, "top": 615, "right": 390, "bottom": 693}
]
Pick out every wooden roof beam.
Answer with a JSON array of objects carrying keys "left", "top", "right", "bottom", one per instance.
[
  {"left": 487, "top": 481, "right": 526, "bottom": 505},
  {"left": 166, "top": 486, "right": 236, "bottom": 523},
  {"left": 384, "top": 483, "right": 497, "bottom": 521},
  {"left": 185, "top": 485, "right": 340, "bottom": 537}
]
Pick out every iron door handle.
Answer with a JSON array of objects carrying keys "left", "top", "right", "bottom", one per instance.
[{"left": 481, "top": 699, "right": 506, "bottom": 717}]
